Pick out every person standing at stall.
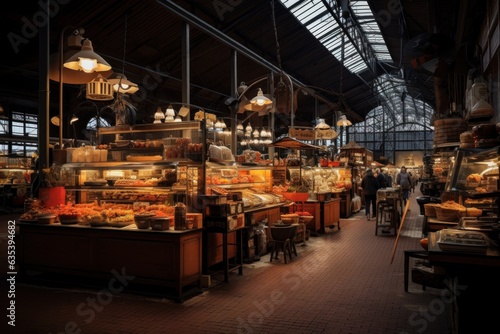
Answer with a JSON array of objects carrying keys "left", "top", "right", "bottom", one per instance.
[
  {"left": 396, "top": 166, "right": 412, "bottom": 207},
  {"left": 361, "top": 168, "right": 380, "bottom": 221}
]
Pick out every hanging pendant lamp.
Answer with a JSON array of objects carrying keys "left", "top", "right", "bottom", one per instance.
[{"left": 63, "top": 39, "right": 111, "bottom": 73}]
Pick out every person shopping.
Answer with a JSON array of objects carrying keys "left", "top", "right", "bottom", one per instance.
[
  {"left": 396, "top": 166, "right": 412, "bottom": 207},
  {"left": 361, "top": 168, "right": 380, "bottom": 221}
]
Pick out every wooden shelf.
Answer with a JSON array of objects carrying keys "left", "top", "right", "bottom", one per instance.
[{"left": 98, "top": 121, "right": 200, "bottom": 135}]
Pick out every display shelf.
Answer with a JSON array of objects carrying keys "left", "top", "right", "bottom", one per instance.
[
  {"left": 97, "top": 121, "right": 200, "bottom": 135},
  {"left": 62, "top": 161, "right": 179, "bottom": 169}
]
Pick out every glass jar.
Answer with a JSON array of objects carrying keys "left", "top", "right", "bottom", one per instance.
[{"left": 174, "top": 202, "right": 186, "bottom": 230}]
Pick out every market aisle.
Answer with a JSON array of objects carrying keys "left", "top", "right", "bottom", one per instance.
[{"left": 0, "top": 191, "right": 450, "bottom": 334}]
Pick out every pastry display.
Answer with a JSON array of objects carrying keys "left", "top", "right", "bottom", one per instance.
[{"left": 466, "top": 173, "right": 482, "bottom": 183}]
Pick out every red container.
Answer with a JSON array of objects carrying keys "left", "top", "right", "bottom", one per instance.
[
  {"left": 39, "top": 187, "right": 66, "bottom": 208},
  {"left": 283, "top": 192, "right": 309, "bottom": 202}
]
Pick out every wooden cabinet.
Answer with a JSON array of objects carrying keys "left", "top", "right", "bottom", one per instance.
[
  {"left": 322, "top": 198, "right": 340, "bottom": 232},
  {"left": 292, "top": 202, "right": 321, "bottom": 234},
  {"left": 289, "top": 199, "right": 340, "bottom": 234},
  {"left": 18, "top": 223, "right": 202, "bottom": 302}
]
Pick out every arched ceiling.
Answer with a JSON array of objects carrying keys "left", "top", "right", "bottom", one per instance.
[{"left": 0, "top": 0, "right": 486, "bottom": 136}]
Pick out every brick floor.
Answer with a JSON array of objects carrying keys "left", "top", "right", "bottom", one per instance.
[{"left": 1, "top": 191, "right": 452, "bottom": 334}]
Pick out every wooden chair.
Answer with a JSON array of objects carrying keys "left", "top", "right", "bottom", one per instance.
[{"left": 269, "top": 225, "right": 296, "bottom": 264}]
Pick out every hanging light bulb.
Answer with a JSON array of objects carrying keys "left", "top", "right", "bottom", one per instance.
[
  {"left": 245, "top": 123, "right": 252, "bottom": 133},
  {"left": 174, "top": 115, "right": 182, "bottom": 122},
  {"left": 250, "top": 88, "right": 272, "bottom": 106},
  {"left": 165, "top": 105, "right": 175, "bottom": 122},
  {"left": 154, "top": 106, "right": 165, "bottom": 124},
  {"left": 236, "top": 122, "right": 244, "bottom": 131},
  {"left": 260, "top": 128, "right": 267, "bottom": 137},
  {"left": 206, "top": 119, "right": 214, "bottom": 128},
  {"left": 252, "top": 129, "right": 260, "bottom": 138}
]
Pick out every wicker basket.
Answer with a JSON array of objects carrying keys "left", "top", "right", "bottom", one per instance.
[
  {"left": 458, "top": 207, "right": 482, "bottom": 218},
  {"left": 435, "top": 206, "right": 462, "bottom": 222},
  {"left": 424, "top": 203, "right": 439, "bottom": 217}
]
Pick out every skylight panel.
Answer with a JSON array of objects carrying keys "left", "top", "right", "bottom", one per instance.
[{"left": 281, "top": 0, "right": 391, "bottom": 74}]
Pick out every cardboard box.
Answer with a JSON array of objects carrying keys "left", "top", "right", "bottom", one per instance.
[{"left": 186, "top": 213, "right": 203, "bottom": 229}]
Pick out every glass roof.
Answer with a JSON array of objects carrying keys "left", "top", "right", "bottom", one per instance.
[
  {"left": 280, "top": 0, "right": 430, "bottom": 132},
  {"left": 280, "top": 0, "right": 392, "bottom": 74}
]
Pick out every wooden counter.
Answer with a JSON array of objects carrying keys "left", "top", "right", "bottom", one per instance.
[
  {"left": 18, "top": 223, "right": 202, "bottom": 302},
  {"left": 427, "top": 231, "right": 500, "bottom": 334},
  {"left": 427, "top": 231, "right": 500, "bottom": 268}
]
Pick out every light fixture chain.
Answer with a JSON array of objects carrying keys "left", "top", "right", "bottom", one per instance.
[
  {"left": 271, "top": 0, "right": 282, "bottom": 73},
  {"left": 121, "top": 13, "right": 128, "bottom": 74}
]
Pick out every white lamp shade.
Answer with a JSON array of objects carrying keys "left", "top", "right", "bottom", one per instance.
[
  {"left": 250, "top": 88, "right": 272, "bottom": 106},
  {"left": 165, "top": 105, "right": 175, "bottom": 117}
]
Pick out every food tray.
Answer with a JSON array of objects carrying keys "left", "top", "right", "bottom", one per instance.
[
  {"left": 458, "top": 217, "right": 497, "bottom": 231},
  {"left": 108, "top": 221, "right": 134, "bottom": 228},
  {"left": 436, "top": 229, "right": 489, "bottom": 254}
]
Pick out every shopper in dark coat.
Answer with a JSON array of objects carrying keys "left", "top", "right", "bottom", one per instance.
[
  {"left": 361, "top": 168, "right": 380, "bottom": 220},
  {"left": 396, "top": 166, "right": 412, "bottom": 207}
]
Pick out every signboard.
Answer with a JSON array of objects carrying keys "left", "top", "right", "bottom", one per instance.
[
  {"left": 289, "top": 127, "right": 338, "bottom": 140},
  {"left": 288, "top": 127, "right": 315, "bottom": 140}
]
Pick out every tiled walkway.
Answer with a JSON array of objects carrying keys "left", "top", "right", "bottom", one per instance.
[{"left": 1, "top": 191, "right": 452, "bottom": 334}]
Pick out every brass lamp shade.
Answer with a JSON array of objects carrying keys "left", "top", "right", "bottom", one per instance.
[
  {"left": 336, "top": 115, "right": 352, "bottom": 127},
  {"left": 108, "top": 74, "right": 139, "bottom": 94},
  {"left": 51, "top": 116, "right": 60, "bottom": 126},
  {"left": 63, "top": 39, "right": 112, "bottom": 73}
]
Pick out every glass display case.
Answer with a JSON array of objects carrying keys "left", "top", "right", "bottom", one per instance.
[
  {"left": 205, "top": 162, "right": 280, "bottom": 210},
  {"left": 285, "top": 166, "right": 352, "bottom": 200},
  {"left": 445, "top": 146, "right": 499, "bottom": 214},
  {"left": 60, "top": 161, "right": 197, "bottom": 206}
]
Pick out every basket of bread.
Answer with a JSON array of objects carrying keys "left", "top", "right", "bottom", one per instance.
[
  {"left": 280, "top": 214, "right": 300, "bottom": 224},
  {"left": 424, "top": 203, "right": 439, "bottom": 217},
  {"left": 458, "top": 207, "right": 483, "bottom": 218},
  {"left": 435, "top": 201, "right": 466, "bottom": 222}
]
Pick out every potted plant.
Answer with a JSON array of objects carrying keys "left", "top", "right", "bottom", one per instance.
[{"left": 37, "top": 163, "right": 67, "bottom": 208}]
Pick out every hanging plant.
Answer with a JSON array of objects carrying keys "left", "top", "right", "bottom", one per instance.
[{"left": 102, "top": 93, "right": 137, "bottom": 126}]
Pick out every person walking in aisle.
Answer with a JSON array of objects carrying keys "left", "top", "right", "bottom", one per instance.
[
  {"left": 396, "top": 166, "right": 412, "bottom": 207},
  {"left": 384, "top": 169, "right": 393, "bottom": 187},
  {"left": 361, "top": 168, "right": 380, "bottom": 220},
  {"left": 375, "top": 168, "right": 387, "bottom": 189}
]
